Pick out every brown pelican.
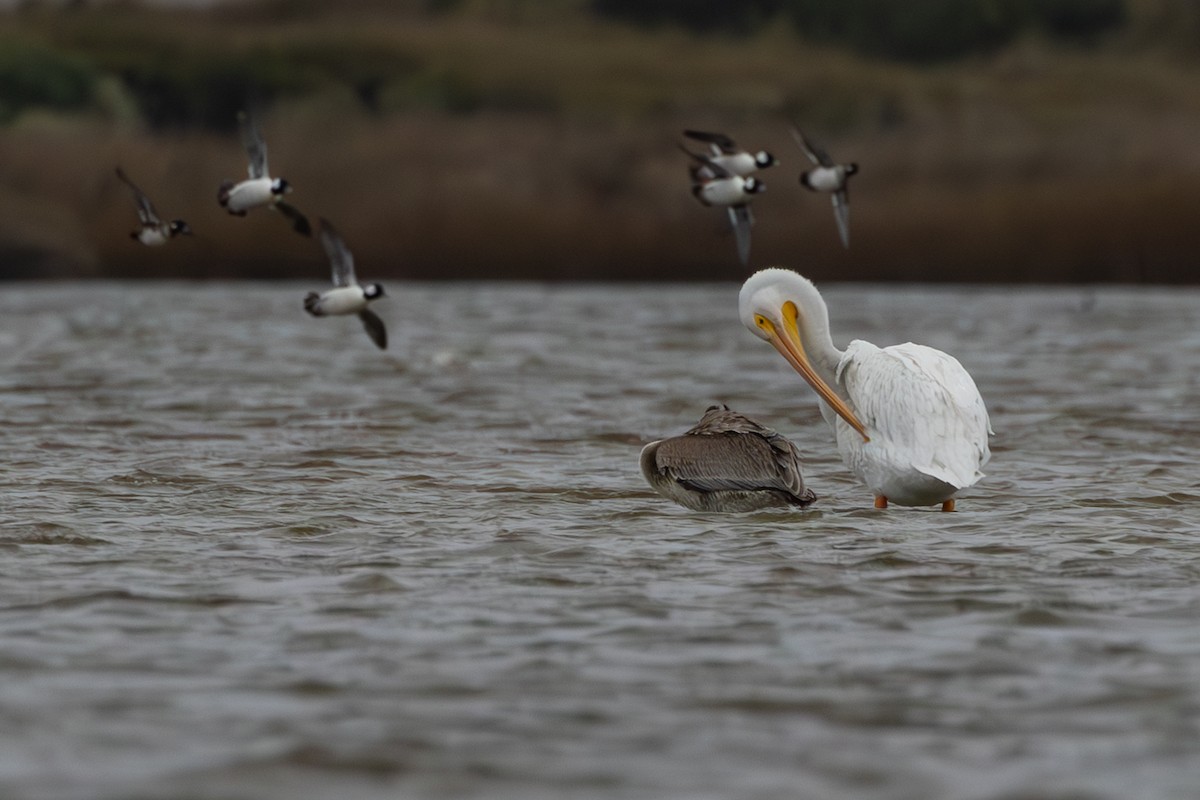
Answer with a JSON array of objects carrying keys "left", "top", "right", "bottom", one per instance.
[
  {"left": 739, "top": 268, "right": 992, "bottom": 511},
  {"left": 641, "top": 404, "right": 817, "bottom": 512}
]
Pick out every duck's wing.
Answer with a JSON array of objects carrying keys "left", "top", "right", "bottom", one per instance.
[
  {"left": 684, "top": 129, "right": 738, "bottom": 154},
  {"left": 358, "top": 309, "right": 387, "bottom": 350},
  {"left": 238, "top": 111, "right": 269, "bottom": 179},
  {"left": 728, "top": 205, "right": 753, "bottom": 267},
  {"left": 679, "top": 144, "right": 733, "bottom": 180},
  {"left": 115, "top": 167, "right": 161, "bottom": 226},
  {"left": 274, "top": 201, "right": 311, "bottom": 237},
  {"left": 832, "top": 188, "right": 850, "bottom": 249},
  {"left": 318, "top": 218, "right": 357, "bottom": 287},
  {"left": 789, "top": 126, "right": 832, "bottom": 167}
]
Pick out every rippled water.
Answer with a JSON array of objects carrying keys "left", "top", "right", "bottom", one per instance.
[{"left": 1, "top": 281, "right": 1198, "bottom": 800}]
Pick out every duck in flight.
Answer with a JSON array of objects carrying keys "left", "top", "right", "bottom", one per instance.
[
  {"left": 680, "top": 145, "right": 765, "bottom": 267},
  {"left": 683, "top": 129, "right": 778, "bottom": 177},
  {"left": 218, "top": 111, "right": 311, "bottom": 236},
  {"left": 116, "top": 167, "right": 191, "bottom": 246},
  {"left": 304, "top": 218, "right": 388, "bottom": 350},
  {"left": 790, "top": 127, "right": 857, "bottom": 249}
]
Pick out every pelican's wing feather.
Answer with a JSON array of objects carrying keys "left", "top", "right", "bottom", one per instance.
[
  {"left": 838, "top": 341, "right": 992, "bottom": 488},
  {"left": 653, "top": 428, "right": 807, "bottom": 498}
]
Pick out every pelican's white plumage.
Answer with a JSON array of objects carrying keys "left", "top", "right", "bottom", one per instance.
[{"left": 739, "top": 268, "right": 992, "bottom": 509}]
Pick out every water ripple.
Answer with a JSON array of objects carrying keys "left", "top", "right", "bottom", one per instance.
[{"left": 0, "top": 283, "right": 1198, "bottom": 800}]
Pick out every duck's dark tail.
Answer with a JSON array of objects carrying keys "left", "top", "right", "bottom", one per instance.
[{"left": 303, "top": 292, "right": 322, "bottom": 316}]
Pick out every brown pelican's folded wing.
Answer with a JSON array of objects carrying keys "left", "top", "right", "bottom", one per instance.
[{"left": 653, "top": 432, "right": 808, "bottom": 498}]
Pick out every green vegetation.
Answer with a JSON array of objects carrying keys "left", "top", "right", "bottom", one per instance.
[
  {"left": 592, "top": 0, "right": 1128, "bottom": 60},
  {"left": 783, "top": 0, "right": 1127, "bottom": 61},
  {"left": 0, "top": 0, "right": 1171, "bottom": 129},
  {"left": 0, "top": 36, "right": 98, "bottom": 122}
]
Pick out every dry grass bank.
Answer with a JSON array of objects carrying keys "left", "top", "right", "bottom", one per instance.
[{"left": 3, "top": 4, "right": 1200, "bottom": 281}]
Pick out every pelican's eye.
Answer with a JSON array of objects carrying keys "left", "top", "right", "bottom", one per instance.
[{"left": 753, "top": 314, "right": 773, "bottom": 334}]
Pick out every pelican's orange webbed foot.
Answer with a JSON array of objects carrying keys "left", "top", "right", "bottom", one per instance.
[
  {"left": 941, "top": 499, "right": 956, "bottom": 512},
  {"left": 874, "top": 496, "right": 888, "bottom": 509}
]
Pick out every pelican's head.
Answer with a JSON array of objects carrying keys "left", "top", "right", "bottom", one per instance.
[{"left": 738, "top": 268, "right": 870, "bottom": 442}]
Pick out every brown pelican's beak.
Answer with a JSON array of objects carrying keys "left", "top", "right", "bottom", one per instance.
[{"left": 763, "top": 303, "right": 870, "bottom": 442}]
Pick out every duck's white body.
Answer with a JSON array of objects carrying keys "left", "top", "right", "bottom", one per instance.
[
  {"left": 706, "top": 152, "right": 760, "bottom": 177},
  {"left": 740, "top": 268, "right": 991, "bottom": 509},
  {"left": 307, "top": 285, "right": 370, "bottom": 316},
  {"left": 222, "top": 177, "right": 277, "bottom": 213},
  {"left": 134, "top": 227, "right": 171, "bottom": 247},
  {"left": 802, "top": 166, "right": 850, "bottom": 193},
  {"left": 696, "top": 176, "right": 760, "bottom": 207}
]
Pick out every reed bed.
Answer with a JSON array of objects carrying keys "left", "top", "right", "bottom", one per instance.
[{"left": 2, "top": 2, "right": 1200, "bottom": 282}]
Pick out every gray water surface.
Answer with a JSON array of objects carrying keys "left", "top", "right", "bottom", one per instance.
[{"left": 1, "top": 282, "right": 1198, "bottom": 800}]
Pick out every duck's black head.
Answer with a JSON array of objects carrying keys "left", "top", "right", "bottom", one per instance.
[
  {"left": 364, "top": 283, "right": 386, "bottom": 300},
  {"left": 271, "top": 177, "right": 292, "bottom": 195},
  {"left": 755, "top": 150, "right": 777, "bottom": 168},
  {"left": 169, "top": 220, "right": 193, "bottom": 236}
]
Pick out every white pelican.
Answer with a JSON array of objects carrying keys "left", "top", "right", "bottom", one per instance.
[
  {"left": 641, "top": 404, "right": 817, "bottom": 512},
  {"left": 739, "top": 269, "right": 991, "bottom": 511}
]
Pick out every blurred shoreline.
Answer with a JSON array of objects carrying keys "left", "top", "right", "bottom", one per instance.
[{"left": 2, "top": 1, "right": 1200, "bottom": 282}]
